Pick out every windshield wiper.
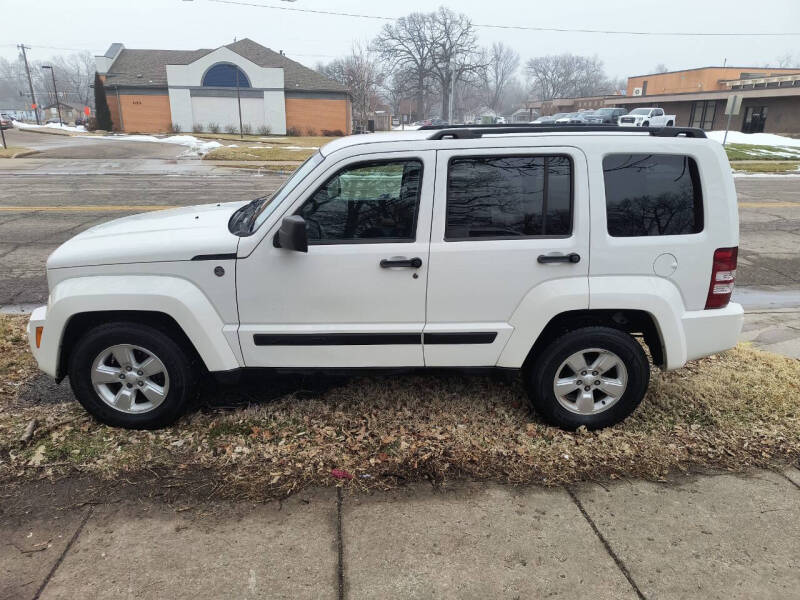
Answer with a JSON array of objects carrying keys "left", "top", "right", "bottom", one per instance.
[{"left": 228, "top": 196, "right": 267, "bottom": 236}]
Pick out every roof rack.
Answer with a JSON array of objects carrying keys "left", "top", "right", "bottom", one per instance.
[{"left": 420, "top": 124, "right": 707, "bottom": 140}]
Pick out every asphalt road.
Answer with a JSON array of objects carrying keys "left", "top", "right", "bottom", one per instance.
[{"left": 0, "top": 171, "right": 798, "bottom": 308}]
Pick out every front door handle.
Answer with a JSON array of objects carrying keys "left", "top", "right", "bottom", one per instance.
[
  {"left": 537, "top": 252, "right": 581, "bottom": 264},
  {"left": 380, "top": 256, "right": 422, "bottom": 268}
]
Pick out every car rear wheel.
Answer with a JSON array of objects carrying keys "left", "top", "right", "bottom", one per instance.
[
  {"left": 68, "top": 322, "right": 197, "bottom": 429},
  {"left": 525, "top": 326, "right": 650, "bottom": 430}
]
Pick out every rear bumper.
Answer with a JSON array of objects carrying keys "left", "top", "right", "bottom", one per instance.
[{"left": 681, "top": 302, "right": 744, "bottom": 363}]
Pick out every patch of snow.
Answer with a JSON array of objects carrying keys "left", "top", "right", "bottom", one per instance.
[
  {"left": 15, "top": 122, "right": 87, "bottom": 133},
  {"left": 707, "top": 130, "right": 800, "bottom": 147},
  {"left": 94, "top": 133, "right": 222, "bottom": 156},
  {"left": 281, "top": 145, "right": 318, "bottom": 150}
]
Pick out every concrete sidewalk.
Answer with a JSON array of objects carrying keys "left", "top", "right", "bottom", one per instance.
[{"left": 3, "top": 468, "right": 799, "bottom": 600}]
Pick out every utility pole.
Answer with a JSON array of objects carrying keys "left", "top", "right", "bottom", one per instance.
[
  {"left": 17, "top": 44, "right": 40, "bottom": 124},
  {"left": 448, "top": 65, "right": 456, "bottom": 124},
  {"left": 41, "top": 66, "right": 62, "bottom": 127},
  {"left": 235, "top": 68, "right": 244, "bottom": 140}
]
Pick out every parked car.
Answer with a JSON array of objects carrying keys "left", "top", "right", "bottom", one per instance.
[
  {"left": 554, "top": 112, "right": 585, "bottom": 124},
  {"left": 531, "top": 113, "right": 567, "bottom": 125},
  {"left": 28, "top": 126, "right": 741, "bottom": 431},
  {"left": 583, "top": 108, "right": 627, "bottom": 124},
  {"left": 618, "top": 107, "right": 675, "bottom": 127},
  {"left": 495, "top": 116, "right": 507, "bottom": 124},
  {"left": 0, "top": 114, "right": 12, "bottom": 129}
]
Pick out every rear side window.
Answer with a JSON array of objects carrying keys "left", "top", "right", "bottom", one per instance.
[
  {"left": 445, "top": 155, "right": 572, "bottom": 240},
  {"left": 603, "top": 154, "right": 703, "bottom": 237}
]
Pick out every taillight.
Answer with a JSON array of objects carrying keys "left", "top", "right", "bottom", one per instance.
[{"left": 705, "top": 247, "right": 738, "bottom": 309}]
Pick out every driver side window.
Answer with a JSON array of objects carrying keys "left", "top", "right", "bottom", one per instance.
[{"left": 297, "top": 160, "right": 423, "bottom": 244}]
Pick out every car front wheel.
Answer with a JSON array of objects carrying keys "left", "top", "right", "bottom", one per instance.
[
  {"left": 525, "top": 326, "right": 650, "bottom": 430},
  {"left": 68, "top": 322, "right": 197, "bottom": 429}
]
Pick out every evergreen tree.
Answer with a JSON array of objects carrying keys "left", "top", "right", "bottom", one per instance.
[{"left": 93, "top": 72, "right": 113, "bottom": 130}]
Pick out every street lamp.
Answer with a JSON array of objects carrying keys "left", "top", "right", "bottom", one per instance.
[{"left": 41, "top": 66, "right": 63, "bottom": 127}]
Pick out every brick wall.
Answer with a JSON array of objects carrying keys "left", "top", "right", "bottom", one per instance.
[
  {"left": 108, "top": 90, "right": 172, "bottom": 133},
  {"left": 628, "top": 67, "right": 800, "bottom": 96},
  {"left": 285, "top": 97, "right": 351, "bottom": 135}
]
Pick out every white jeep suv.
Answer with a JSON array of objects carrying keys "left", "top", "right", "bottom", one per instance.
[{"left": 28, "top": 125, "right": 743, "bottom": 430}]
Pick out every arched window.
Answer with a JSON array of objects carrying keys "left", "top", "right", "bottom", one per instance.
[{"left": 202, "top": 63, "right": 251, "bottom": 87}]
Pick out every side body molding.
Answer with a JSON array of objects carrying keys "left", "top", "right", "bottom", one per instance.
[{"left": 43, "top": 276, "right": 242, "bottom": 376}]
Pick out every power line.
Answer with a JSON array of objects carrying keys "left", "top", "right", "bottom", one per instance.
[{"left": 207, "top": 0, "right": 800, "bottom": 37}]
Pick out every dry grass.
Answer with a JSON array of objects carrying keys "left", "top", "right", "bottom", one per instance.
[
  {"left": 192, "top": 133, "right": 337, "bottom": 147},
  {"left": 0, "top": 146, "right": 32, "bottom": 158},
  {"left": 730, "top": 161, "right": 800, "bottom": 174},
  {"left": 204, "top": 146, "right": 316, "bottom": 162},
  {"left": 725, "top": 143, "right": 800, "bottom": 161},
  {"left": 1, "top": 314, "right": 799, "bottom": 500}
]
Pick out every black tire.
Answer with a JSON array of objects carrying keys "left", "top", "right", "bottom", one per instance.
[
  {"left": 525, "top": 326, "right": 650, "bottom": 430},
  {"left": 642, "top": 121, "right": 650, "bottom": 127},
  {"left": 68, "top": 322, "right": 197, "bottom": 429},
  {"left": 667, "top": 120, "right": 674, "bottom": 127}
]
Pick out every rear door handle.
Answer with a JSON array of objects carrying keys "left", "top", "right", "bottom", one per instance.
[
  {"left": 537, "top": 252, "right": 581, "bottom": 264},
  {"left": 380, "top": 256, "right": 422, "bottom": 268}
]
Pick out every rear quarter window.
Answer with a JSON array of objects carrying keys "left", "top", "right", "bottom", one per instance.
[{"left": 602, "top": 153, "right": 703, "bottom": 237}]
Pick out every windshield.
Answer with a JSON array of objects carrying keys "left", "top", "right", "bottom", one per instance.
[
  {"left": 596, "top": 108, "right": 614, "bottom": 114},
  {"left": 229, "top": 152, "right": 323, "bottom": 236},
  {"left": 630, "top": 108, "right": 651, "bottom": 115}
]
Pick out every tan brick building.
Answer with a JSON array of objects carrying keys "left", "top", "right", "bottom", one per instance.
[
  {"left": 95, "top": 39, "right": 351, "bottom": 135},
  {"left": 617, "top": 67, "right": 800, "bottom": 134}
]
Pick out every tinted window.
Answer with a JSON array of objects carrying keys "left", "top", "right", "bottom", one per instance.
[
  {"left": 603, "top": 154, "right": 703, "bottom": 237},
  {"left": 298, "top": 160, "right": 422, "bottom": 243},
  {"left": 445, "top": 156, "right": 572, "bottom": 240}
]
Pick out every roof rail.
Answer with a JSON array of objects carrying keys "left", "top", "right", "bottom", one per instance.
[{"left": 422, "top": 124, "right": 707, "bottom": 139}]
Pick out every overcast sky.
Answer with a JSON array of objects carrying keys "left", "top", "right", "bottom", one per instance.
[{"left": 3, "top": 0, "right": 799, "bottom": 79}]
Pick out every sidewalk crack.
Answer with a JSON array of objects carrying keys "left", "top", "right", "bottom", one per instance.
[
  {"left": 336, "top": 487, "right": 345, "bottom": 600},
  {"left": 32, "top": 506, "right": 93, "bottom": 600},
  {"left": 566, "top": 487, "right": 646, "bottom": 600}
]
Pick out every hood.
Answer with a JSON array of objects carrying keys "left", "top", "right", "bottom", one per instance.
[{"left": 47, "top": 201, "right": 247, "bottom": 269}]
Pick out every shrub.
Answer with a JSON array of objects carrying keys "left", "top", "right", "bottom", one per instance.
[
  {"left": 286, "top": 126, "right": 301, "bottom": 136},
  {"left": 193, "top": 123, "right": 205, "bottom": 133},
  {"left": 224, "top": 124, "right": 237, "bottom": 134},
  {"left": 257, "top": 124, "right": 271, "bottom": 136},
  {"left": 207, "top": 122, "right": 220, "bottom": 134},
  {"left": 305, "top": 126, "right": 317, "bottom": 136},
  {"left": 169, "top": 122, "right": 182, "bottom": 134},
  {"left": 241, "top": 123, "right": 253, "bottom": 135},
  {"left": 93, "top": 72, "right": 113, "bottom": 131},
  {"left": 321, "top": 129, "right": 344, "bottom": 137}
]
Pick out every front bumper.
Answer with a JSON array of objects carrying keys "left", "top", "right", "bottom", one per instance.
[
  {"left": 682, "top": 302, "right": 744, "bottom": 363},
  {"left": 27, "top": 305, "right": 57, "bottom": 377}
]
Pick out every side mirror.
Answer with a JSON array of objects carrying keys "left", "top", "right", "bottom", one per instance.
[{"left": 275, "top": 215, "right": 308, "bottom": 253}]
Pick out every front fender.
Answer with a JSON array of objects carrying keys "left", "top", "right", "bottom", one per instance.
[{"left": 39, "top": 275, "right": 242, "bottom": 377}]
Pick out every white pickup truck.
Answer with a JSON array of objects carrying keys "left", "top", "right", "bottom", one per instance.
[{"left": 618, "top": 107, "right": 675, "bottom": 128}]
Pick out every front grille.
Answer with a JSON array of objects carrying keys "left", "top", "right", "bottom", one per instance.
[{"left": 620, "top": 117, "right": 635, "bottom": 123}]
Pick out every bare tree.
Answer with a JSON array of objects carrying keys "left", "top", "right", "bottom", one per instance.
[
  {"left": 428, "top": 7, "right": 484, "bottom": 121},
  {"left": 50, "top": 51, "right": 96, "bottom": 108},
  {"left": 373, "top": 12, "right": 435, "bottom": 120},
  {"left": 776, "top": 52, "right": 798, "bottom": 68},
  {"left": 318, "top": 43, "right": 385, "bottom": 129},
  {"left": 526, "top": 53, "right": 619, "bottom": 100},
  {"left": 480, "top": 42, "right": 519, "bottom": 112}
]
